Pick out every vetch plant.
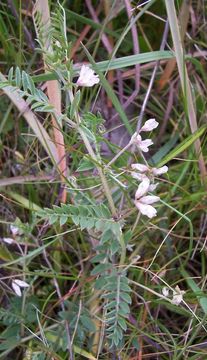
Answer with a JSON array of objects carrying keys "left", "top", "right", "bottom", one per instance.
[{"left": 0, "top": 2, "right": 188, "bottom": 357}]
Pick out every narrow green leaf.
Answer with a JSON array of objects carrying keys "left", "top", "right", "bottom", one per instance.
[
  {"left": 70, "top": 90, "right": 81, "bottom": 119},
  {"left": 91, "top": 263, "right": 113, "bottom": 276},
  {"left": 117, "top": 317, "right": 127, "bottom": 331},
  {"left": 22, "top": 70, "right": 29, "bottom": 91},
  {"left": 8, "top": 67, "right": 14, "bottom": 83},
  {"left": 91, "top": 253, "right": 106, "bottom": 263},
  {"left": 32, "top": 51, "right": 174, "bottom": 83},
  {"left": 60, "top": 215, "right": 68, "bottom": 226},
  {"left": 15, "top": 67, "right": 21, "bottom": 87},
  {"left": 49, "top": 214, "right": 58, "bottom": 224},
  {"left": 181, "top": 269, "right": 207, "bottom": 315},
  {"left": 157, "top": 126, "right": 206, "bottom": 167}
]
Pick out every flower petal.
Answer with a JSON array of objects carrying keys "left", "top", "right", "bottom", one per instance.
[
  {"left": 13, "top": 279, "right": 29, "bottom": 288},
  {"left": 12, "top": 282, "right": 22, "bottom": 297},
  {"left": 162, "top": 287, "right": 169, "bottom": 297},
  {"left": 135, "top": 201, "right": 157, "bottom": 218},
  {"left": 172, "top": 285, "right": 185, "bottom": 305},
  {"left": 2, "top": 237, "right": 14, "bottom": 244},
  {"left": 131, "top": 172, "right": 148, "bottom": 181},
  {"left": 77, "top": 65, "right": 99, "bottom": 87},
  {"left": 138, "top": 139, "right": 153, "bottom": 152},
  {"left": 149, "top": 183, "right": 159, "bottom": 191},
  {"left": 135, "top": 178, "right": 150, "bottom": 199},
  {"left": 10, "top": 224, "right": 19, "bottom": 236},
  {"left": 152, "top": 166, "right": 168, "bottom": 176},
  {"left": 131, "top": 163, "right": 149, "bottom": 173},
  {"left": 140, "top": 119, "right": 159, "bottom": 132},
  {"left": 139, "top": 195, "right": 160, "bottom": 204}
]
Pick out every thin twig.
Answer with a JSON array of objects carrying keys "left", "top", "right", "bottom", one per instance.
[
  {"left": 124, "top": 0, "right": 140, "bottom": 92},
  {"left": 136, "top": 20, "right": 169, "bottom": 132}
]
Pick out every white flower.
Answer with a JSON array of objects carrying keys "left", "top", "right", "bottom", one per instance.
[
  {"left": 162, "top": 287, "right": 169, "bottom": 297},
  {"left": 12, "top": 279, "right": 29, "bottom": 297},
  {"left": 131, "top": 172, "right": 149, "bottom": 182},
  {"left": 171, "top": 285, "right": 185, "bottom": 305},
  {"left": 140, "top": 119, "right": 159, "bottom": 132},
  {"left": 10, "top": 224, "right": 19, "bottom": 236},
  {"left": 148, "top": 183, "right": 159, "bottom": 191},
  {"left": 76, "top": 65, "right": 99, "bottom": 87},
  {"left": 139, "top": 195, "right": 160, "bottom": 204},
  {"left": 131, "top": 163, "right": 149, "bottom": 173},
  {"left": 2, "top": 237, "right": 14, "bottom": 244},
  {"left": 152, "top": 166, "right": 168, "bottom": 176},
  {"left": 135, "top": 134, "right": 153, "bottom": 152},
  {"left": 135, "top": 179, "right": 160, "bottom": 218},
  {"left": 126, "top": 244, "right": 135, "bottom": 252},
  {"left": 134, "top": 200, "right": 158, "bottom": 218},
  {"left": 135, "top": 178, "right": 150, "bottom": 198},
  {"left": 55, "top": 40, "right": 61, "bottom": 48}
]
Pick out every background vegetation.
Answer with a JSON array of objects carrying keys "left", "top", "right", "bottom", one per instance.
[{"left": 0, "top": 0, "right": 207, "bottom": 359}]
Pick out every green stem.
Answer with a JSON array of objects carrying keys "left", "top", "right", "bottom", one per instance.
[
  {"left": 107, "top": 141, "right": 133, "bottom": 167},
  {"left": 67, "top": 88, "right": 117, "bottom": 217},
  {"left": 78, "top": 127, "right": 117, "bottom": 216},
  {"left": 119, "top": 233, "right": 126, "bottom": 266}
]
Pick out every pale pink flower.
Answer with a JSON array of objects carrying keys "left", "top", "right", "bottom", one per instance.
[
  {"left": 162, "top": 287, "right": 169, "bottom": 297},
  {"left": 134, "top": 199, "right": 159, "bottom": 218},
  {"left": 131, "top": 163, "right": 148, "bottom": 173},
  {"left": 131, "top": 172, "right": 149, "bottom": 182},
  {"left": 139, "top": 195, "right": 160, "bottom": 204},
  {"left": 135, "top": 178, "right": 150, "bottom": 198},
  {"left": 149, "top": 183, "right": 159, "bottom": 191},
  {"left": 12, "top": 279, "right": 29, "bottom": 297},
  {"left": 152, "top": 166, "right": 168, "bottom": 176},
  {"left": 10, "top": 224, "right": 19, "bottom": 236},
  {"left": 77, "top": 65, "right": 99, "bottom": 87},
  {"left": 135, "top": 179, "right": 160, "bottom": 218},
  {"left": 172, "top": 285, "right": 185, "bottom": 305},
  {"left": 135, "top": 134, "right": 153, "bottom": 152},
  {"left": 140, "top": 119, "right": 159, "bottom": 132},
  {"left": 2, "top": 237, "right": 14, "bottom": 244}
]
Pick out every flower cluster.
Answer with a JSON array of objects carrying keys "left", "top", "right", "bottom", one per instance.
[
  {"left": 131, "top": 118, "right": 159, "bottom": 152},
  {"left": 162, "top": 285, "right": 185, "bottom": 306},
  {"left": 130, "top": 119, "right": 168, "bottom": 218}
]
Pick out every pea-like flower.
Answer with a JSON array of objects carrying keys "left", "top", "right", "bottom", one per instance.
[
  {"left": 134, "top": 134, "right": 153, "bottom": 153},
  {"left": 171, "top": 285, "right": 185, "bottom": 305},
  {"left": 162, "top": 287, "right": 170, "bottom": 297},
  {"left": 140, "top": 118, "right": 159, "bottom": 132},
  {"left": 130, "top": 119, "right": 168, "bottom": 219},
  {"left": 12, "top": 279, "right": 29, "bottom": 297},
  {"left": 134, "top": 179, "right": 160, "bottom": 218},
  {"left": 77, "top": 65, "right": 99, "bottom": 87},
  {"left": 10, "top": 224, "right": 19, "bottom": 236},
  {"left": 2, "top": 237, "right": 14, "bottom": 244},
  {"left": 152, "top": 166, "right": 168, "bottom": 176},
  {"left": 131, "top": 163, "right": 149, "bottom": 173}
]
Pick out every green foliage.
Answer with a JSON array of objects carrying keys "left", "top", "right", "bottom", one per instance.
[
  {"left": 0, "top": 67, "right": 54, "bottom": 113},
  {"left": 38, "top": 203, "right": 122, "bottom": 236},
  {"left": 59, "top": 301, "right": 96, "bottom": 348},
  {"left": 0, "top": 296, "right": 40, "bottom": 352},
  {"left": 34, "top": 0, "right": 72, "bottom": 72},
  {"left": 95, "top": 270, "right": 131, "bottom": 348},
  {"left": 1, "top": 0, "right": 207, "bottom": 359}
]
